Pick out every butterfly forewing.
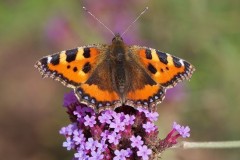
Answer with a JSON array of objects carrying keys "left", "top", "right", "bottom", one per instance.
[
  {"left": 35, "top": 45, "right": 102, "bottom": 87},
  {"left": 130, "top": 46, "right": 195, "bottom": 88}
]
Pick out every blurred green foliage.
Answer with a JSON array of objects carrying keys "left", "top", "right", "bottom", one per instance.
[{"left": 0, "top": 0, "right": 239, "bottom": 160}]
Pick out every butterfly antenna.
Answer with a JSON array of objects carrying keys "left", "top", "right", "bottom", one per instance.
[
  {"left": 83, "top": 6, "right": 115, "bottom": 36},
  {"left": 121, "top": 7, "right": 148, "bottom": 37}
]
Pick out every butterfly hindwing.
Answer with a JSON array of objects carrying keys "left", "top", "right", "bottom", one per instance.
[
  {"left": 75, "top": 55, "right": 123, "bottom": 111},
  {"left": 125, "top": 84, "right": 166, "bottom": 109},
  {"left": 75, "top": 84, "right": 121, "bottom": 112}
]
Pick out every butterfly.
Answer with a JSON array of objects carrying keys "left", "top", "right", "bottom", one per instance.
[{"left": 35, "top": 33, "right": 195, "bottom": 112}]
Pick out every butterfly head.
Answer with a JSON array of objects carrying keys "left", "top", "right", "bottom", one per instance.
[{"left": 112, "top": 33, "right": 124, "bottom": 45}]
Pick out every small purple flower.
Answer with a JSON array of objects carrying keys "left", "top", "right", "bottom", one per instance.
[
  {"left": 98, "top": 112, "right": 112, "bottom": 124},
  {"left": 89, "top": 149, "right": 104, "bottom": 160},
  {"left": 143, "top": 121, "right": 156, "bottom": 133},
  {"left": 114, "top": 149, "right": 130, "bottom": 160},
  {"left": 73, "top": 130, "right": 86, "bottom": 145},
  {"left": 108, "top": 132, "right": 121, "bottom": 145},
  {"left": 73, "top": 106, "right": 82, "bottom": 119},
  {"left": 72, "top": 129, "right": 79, "bottom": 136},
  {"left": 99, "top": 139, "right": 108, "bottom": 152},
  {"left": 59, "top": 127, "right": 68, "bottom": 135},
  {"left": 84, "top": 115, "right": 96, "bottom": 127},
  {"left": 111, "top": 112, "right": 122, "bottom": 121},
  {"left": 146, "top": 112, "right": 159, "bottom": 122},
  {"left": 180, "top": 126, "right": 190, "bottom": 138},
  {"left": 101, "top": 130, "right": 110, "bottom": 142},
  {"left": 74, "top": 150, "right": 88, "bottom": 160},
  {"left": 126, "top": 148, "right": 132, "bottom": 157},
  {"left": 173, "top": 122, "right": 190, "bottom": 138},
  {"left": 109, "top": 118, "right": 125, "bottom": 132},
  {"left": 105, "top": 110, "right": 116, "bottom": 117},
  {"left": 59, "top": 123, "right": 77, "bottom": 136},
  {"left": 137, "top": 145, "right": 152, "bottom": 160},
  {"left": 172, "top": 121, "right": 181, "bottom": 131},
  {"left": 63, "top": 137, "right": 74, "bottom": 151},
  {"left": 63, "top": 91, "right": 78, "bottom": 107},
  {"left": 162, "top": 122, "right": 191, "bottom": 147},
  {"left": 124, "top": 114, "right": 135, "bottom": 125},
  {"left": 130, "top": 135, "right": 144, "bottom": 148},
  {"left": 85, "top": 138, "right": 98, "bottom": 151}
]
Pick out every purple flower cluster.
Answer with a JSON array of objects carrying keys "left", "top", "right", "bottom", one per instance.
[{"left": 60, "top": 92, "right": 190, "bottom": 160}]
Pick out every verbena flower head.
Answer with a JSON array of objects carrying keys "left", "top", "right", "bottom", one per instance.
[{"left": 60, "top": 91, "right": 191, "bottom": 160}]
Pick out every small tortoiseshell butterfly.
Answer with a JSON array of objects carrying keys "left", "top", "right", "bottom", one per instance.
[
  {"left": 35, "top": 33, "right": 195, "bottom": 112},
  {"left": 35, "top": 7, "right": 195, "bottom": 112}
]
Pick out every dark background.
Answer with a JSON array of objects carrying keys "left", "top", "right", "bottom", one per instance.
[{"left": 0, "top": 0, "right": 239, "bottom": 159}]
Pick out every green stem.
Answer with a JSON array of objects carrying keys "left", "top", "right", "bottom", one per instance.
[{"left": 172, "top": 141, "right": 240, "bottom": 149}]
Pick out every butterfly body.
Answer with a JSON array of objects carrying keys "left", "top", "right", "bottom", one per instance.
[{"left": 35, "top": 34, "right": 195, "bottom": 112}]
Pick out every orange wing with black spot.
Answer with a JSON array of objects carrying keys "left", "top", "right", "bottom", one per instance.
[
  {"left": 133, "top": 46, "right": 195, "bottom": 87},
  {"left": 35, "top": 46, "right": 102, "bottom": 87},
  {"left": 125, "top": 46, "right": 195, "bottom": 109},
  {"left": 35, "top": 45, "right": 121, "bottom": 111}
]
